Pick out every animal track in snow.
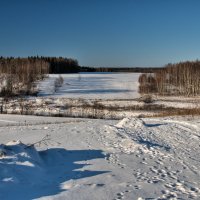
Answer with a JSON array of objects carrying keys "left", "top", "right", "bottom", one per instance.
[{"left": 106, "top": 153, "right": 126, "bottom": 169}]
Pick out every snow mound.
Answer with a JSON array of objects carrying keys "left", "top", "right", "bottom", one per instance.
[
  {"left": 115, "top": 117, "right": 144, "bottom": 128},
  {"left": 106, "top": 118, "right": 172, "bottom": 155},
  {"left": 0, "top": 139, "right": 108, "bottom": 199},
  {"left": 0, "top": 140, "right": 44, "bottom": 184},
  {"left": 115, "top": 118, "right": 131, "bottom": 128}
]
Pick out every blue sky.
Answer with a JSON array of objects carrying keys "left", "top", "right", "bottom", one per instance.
[{"left": 0, "top": 0, "right": 200, "bottom": 67}]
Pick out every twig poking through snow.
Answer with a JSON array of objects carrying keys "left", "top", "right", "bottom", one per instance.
[{"left": 25, "top": 134, "right": 51, "bottom": 149}]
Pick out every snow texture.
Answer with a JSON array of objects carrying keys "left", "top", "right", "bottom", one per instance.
[
  {"left": 37, "top": 73, "right": 141, "bottom": 99},
  {"left": 0, "top": 115, "right": 200, "bottom": 199}
]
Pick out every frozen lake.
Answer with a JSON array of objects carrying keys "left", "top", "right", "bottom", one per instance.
[{"left": 38, "top": 73, "right": 141, "bottom": 99}]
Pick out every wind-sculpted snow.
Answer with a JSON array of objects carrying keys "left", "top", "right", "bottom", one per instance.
[
  {"left": 109, "top": 118, "right": 171, "bottom": 154},
  {"left": 0, "top": 115, "right": 200, "bottom": 199},
  {"left": 0, "top": 140, "right": 108, "bottom": 200}
]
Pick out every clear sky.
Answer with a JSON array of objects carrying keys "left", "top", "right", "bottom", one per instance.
[{"left": 0, "top": 0, "right": 200, "bottom": 67}]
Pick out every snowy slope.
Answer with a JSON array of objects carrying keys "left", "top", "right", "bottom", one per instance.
[{"left": 0, "top": 115, "right": 200, "bottom": 199}]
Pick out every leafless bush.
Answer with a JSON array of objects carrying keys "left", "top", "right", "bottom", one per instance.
[
  {"left": 54, "top": 75, "right": 64, "bottom": 92},
  {"left": 138, "top": 95, "right": 154, "bottom": 104}
]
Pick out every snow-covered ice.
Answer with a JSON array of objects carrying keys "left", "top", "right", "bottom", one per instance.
[
  {"left": 37, "top": 73, "right": 141, "bottom": 99},
  {"left": 0, "top": 114, "right": 200, "bottom": 199}
]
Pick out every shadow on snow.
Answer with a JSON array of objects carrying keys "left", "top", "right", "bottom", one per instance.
[{"left": 0, "top": 148, "right": 109, "bottom": 200}]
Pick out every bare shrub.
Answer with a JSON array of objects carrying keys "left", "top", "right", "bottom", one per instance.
[
  {"left": 139, "top": 74, "right": 157, "bottom": 94},
  {"left": 138, "top": 95, "right": 154, "bottom": 104},
  {"left": 54, "top": 75, "right": 64, "bottom": 92}
]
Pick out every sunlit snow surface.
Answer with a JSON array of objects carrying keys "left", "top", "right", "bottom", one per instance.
[
  {"left": 0, "top": 115, "right": 200, "bottom": 200},
  {"left": 37, "top": 73, "right": 141, "bottom": 99}
]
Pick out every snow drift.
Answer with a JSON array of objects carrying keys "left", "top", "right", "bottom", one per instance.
[{"left": 0, "top": 140, "right": 107, "bottom": 200}]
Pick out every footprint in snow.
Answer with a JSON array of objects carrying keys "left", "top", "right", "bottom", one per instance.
[
  {"left": 85, "top": 183, "right": 105, "bottom": 188},
  {"left": 113, "top": 192, "right": 124, "bottom": 200},
  {"left": 134, "top": 185, "right": 141, "bottom": 190}
]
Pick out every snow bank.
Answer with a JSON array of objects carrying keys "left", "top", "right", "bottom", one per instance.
[
  {"left": 0, "top": 137, "right": 108, "bottom": 200},
  {"left": 0, "top": 140, "right": 44, "bottom": 185}
]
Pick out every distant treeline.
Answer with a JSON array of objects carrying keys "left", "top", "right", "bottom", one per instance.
[
  {"left": 0, "top": 56, "right": 162, "bottom": 74},
  {"left": 0, "top": 56, "right": 80, "bottom": 74},
  {"left": 139, "top": 60, "right": 200, "bottom": 96},
  {"left": 44, "top": 57, "right": 80, "bottom": 73},
  {"left": 81, "top": 66, "right": 162, "bottom": 73},
  {"left": 0, "top": 56, "right": 49, "bottom": 96}
]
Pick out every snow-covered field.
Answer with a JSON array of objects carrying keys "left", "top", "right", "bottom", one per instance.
[
  {"left": 0, "top": 114, "right": 200, "bottom": 200},
  {"left": 1, "top": 73, "right": 200, "bottom": 199},
  {"left": 35, "top": 73, "right": 200, "bottom": 118},
  {"left": 0, "top": 73, "right": 183, "bottom": 119},
  {"left": 37, "top": 73, "right": 141, "bottom": 99}
]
